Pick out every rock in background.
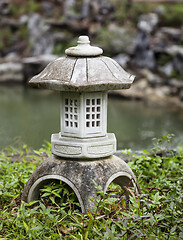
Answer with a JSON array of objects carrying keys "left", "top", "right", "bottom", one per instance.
[{"left": 0, "top": 0, "right": 183, "bottom": 108}]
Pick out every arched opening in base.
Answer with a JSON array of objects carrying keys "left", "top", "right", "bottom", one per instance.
[
  {"left": 27, "top": 175, "right": 83, "bottom": 212},
  {"left": 104, "top": 172, "right": 139, "bottom": 206}
]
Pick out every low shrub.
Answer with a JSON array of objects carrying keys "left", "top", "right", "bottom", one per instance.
[{"left": 0, "top": 137, "right": 182, "bottom": 239}]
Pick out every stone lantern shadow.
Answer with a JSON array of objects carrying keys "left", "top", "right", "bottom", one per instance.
[{"left": 22, "top": 36, "right": 138, "bottom": 212}]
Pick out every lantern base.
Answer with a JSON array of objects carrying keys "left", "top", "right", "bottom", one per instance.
[
  {"left": 22, "top": 154, "right": 139, "bottom": 213},
  {"left": 51, "top": 133, "right": 116, "bottom": 159}
]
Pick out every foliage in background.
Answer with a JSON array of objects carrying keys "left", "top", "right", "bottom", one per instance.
[
  {"left": 1, "top": 1, "right": 183, "bottom": 55},
  {"left": 0, "top": 136, "right": 183, "bottom": 239},
  {"left": 110, "top": 1, "right": 183, "bottom": 27}
]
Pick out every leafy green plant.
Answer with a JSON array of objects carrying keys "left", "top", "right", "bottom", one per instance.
[
  {"left": 0, "top": 136, "right": 183, "bottom": 239},
  {"left": 159, "top": 3, "right": 183, "bottom": 26},
  {"left": 40, "top": 181, "right": 81, "bottom": 214}
]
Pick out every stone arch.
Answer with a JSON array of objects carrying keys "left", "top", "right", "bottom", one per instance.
[
  {"left": 27, "top": 174, "right": 84, "bottom": 212},
  {"left": 104, "top": 171, "right": 138, "bottom": 194}
]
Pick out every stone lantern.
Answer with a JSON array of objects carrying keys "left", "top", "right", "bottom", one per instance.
[{"left": 22, "top": 36, "right": 138, "bottom": 212}]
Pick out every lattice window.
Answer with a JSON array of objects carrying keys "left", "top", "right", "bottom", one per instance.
[
  {"left": 85, "top": 98, "right": 101, "bottom": 128},
  {"left": 64, "top": 98, "right": 78, "bottom": 128}
]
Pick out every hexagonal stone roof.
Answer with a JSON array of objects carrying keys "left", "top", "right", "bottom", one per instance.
[{"left": 29, "top": 36, "right": 135, "bottom": 92}]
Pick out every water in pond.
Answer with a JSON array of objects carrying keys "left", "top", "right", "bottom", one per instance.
[{"left": 0, "top": 86, "right": 183, "bottom": 150}]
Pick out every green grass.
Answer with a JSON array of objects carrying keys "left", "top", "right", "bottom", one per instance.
[{"left": 0, "top": 136, "right": 182, "bottom": 239}]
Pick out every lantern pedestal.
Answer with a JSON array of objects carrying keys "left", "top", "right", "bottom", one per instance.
[
  {"left": 51, "top": 133, "right": 116, "bottom": 159},
  {"left": 22, "top": 154, "right": 138, "bottom": 213}
]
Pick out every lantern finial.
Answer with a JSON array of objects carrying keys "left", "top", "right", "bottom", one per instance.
[
  {"left": 65, "top": 35, "right": 103, "bottom": 57},
  {"left": 77, "top": 35, "right": 90, "bottom": 44}
]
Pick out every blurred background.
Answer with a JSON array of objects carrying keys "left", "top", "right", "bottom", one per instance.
[{"left": 1, "top": 0, "right": 183, "bottom": 150}]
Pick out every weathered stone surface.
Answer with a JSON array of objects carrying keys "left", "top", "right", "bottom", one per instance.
[
  {"left": 51, "top": 133, "right": 116, "bottom": 159},
  {"left": 109, "top": 76, "right": 183, "bottom": 109},
  {"left": 65, "top": 36, "right": 103, "bottom": 57},
  {"left": 29, "top": 55, "right": 135, "bottom": 91},
  {"left": 159, "top": 62, "right": 174, "bottom": 77},
  {"left": 28, "top": 14, "right": 54, "bottom": 56},
  {"left": 160, "top": 27, "right": 182, "bottom": 40},
  {"left": 22, "top": 54, "right": 57, "bottom": 65},
  {"left": 113, "top": 54, "right": 130, "bottom": 68},
  {"left": 169, "top": 79, "right": 183, "bottom": 89},
  {"left": 0, "top": 0, "right": 9, "bottom": 15},
  {"left": 22, "top": 154, "right": 138, "bottom": 213},
  {"left": 22, "top": 54, "right": 58, "bottom": 81},
  {"left": 0, "top": 62, "right": 23, "bottom": 82},
  {"left": 132, "top": 31, "right": 156, "bottom": 70},
  {"left": 138, "top": 13, "right": 159, "bottom": 34},
  {"left": 165, "top": 45, "right": 183, "bottom": 57},
  {"left": 109, "top": 78, "right": 148, "bottom": 100},
  {"left": 29, "top": 36, "right": 135, "bottom": 92}
]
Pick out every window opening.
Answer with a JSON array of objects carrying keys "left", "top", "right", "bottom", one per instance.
[
  {"left": 85, "top": 97, "right": 102, "bottom": 128},
  {"left": 64, "top": 98, "right": 78, "bottom": 128}
]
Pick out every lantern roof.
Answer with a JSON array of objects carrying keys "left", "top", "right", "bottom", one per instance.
[{"left": 29, "top": 36, "right": 135, "bottom": 92}]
